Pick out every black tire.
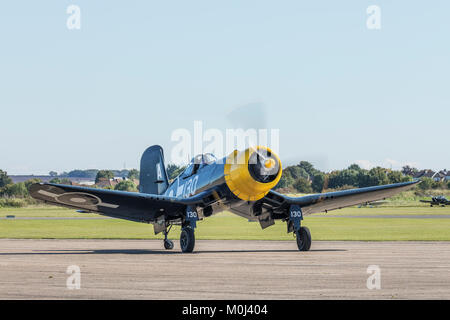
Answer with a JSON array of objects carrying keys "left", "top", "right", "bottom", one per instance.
[
  {"left": 296, "top": 226, "right": 311, "bottom": 251},
  {"left": 180, "top": 227, "right": 195, "bottom": 253},
  {"left": 164, "top": 239, "right": 174, "bottom": 250}
]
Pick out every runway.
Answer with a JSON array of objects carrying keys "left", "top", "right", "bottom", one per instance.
[{"left": 0, "top": 239, "right": 449, "bottom": 299}]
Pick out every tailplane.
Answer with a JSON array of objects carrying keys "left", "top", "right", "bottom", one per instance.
[{"left": 139, "top": 145, "right": 169, "bottom": 195}]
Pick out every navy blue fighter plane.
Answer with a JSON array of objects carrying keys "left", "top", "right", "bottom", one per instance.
[
  {"left": 420, "top": 195, "right": 450, "bottom": 207},
  {"left": 29, "top": 145, "right": 419, "bottom": 253}
]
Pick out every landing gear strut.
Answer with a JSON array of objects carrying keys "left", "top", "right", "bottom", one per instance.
[{"left": 163, "top": 224, "right": 174, "bottom": 250}]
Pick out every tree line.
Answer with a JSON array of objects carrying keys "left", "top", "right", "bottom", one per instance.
[
  {"left": 1, "top": 161, "right": 449, "bottom": 207},
  {"left": 54, "top": 169, "right": 131, "bottom": 179},
  {"left": 275, "top": 162, "right": 449, "bottom": 193}
]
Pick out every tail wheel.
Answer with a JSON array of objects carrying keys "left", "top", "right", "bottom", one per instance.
[
  {"left": 180, "top": 227, "right": 195, "bottom": 253},
  {"left": 296, "top": 226, "right": 311, "bottom": 251},
  {"left": 164, "top": 239, "right": 174, "bottom": 250}
]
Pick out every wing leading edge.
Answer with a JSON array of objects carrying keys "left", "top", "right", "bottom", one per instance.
[{"left": 264, "top": 180, "right": 420, "bottom": 215}]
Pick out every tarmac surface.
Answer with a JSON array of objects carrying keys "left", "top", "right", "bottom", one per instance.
[{"left": 0, "top": 239, "right": 449, "bottom": 299}]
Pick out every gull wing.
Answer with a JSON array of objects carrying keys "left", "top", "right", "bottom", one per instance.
[
  {"left": 263, "top": 180, "right": 420, "bottom": 215},
  {"left": 29, "top": 183, "right": 215, "bottom": 223}
]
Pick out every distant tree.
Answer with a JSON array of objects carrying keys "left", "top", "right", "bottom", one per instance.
[
  {"left": 49, "top": 171, "right": 58, "bottom": 177},
  {"left": 298, "top": 161, "right": 319, "bottom": 178},
  {"left": 368, "top": 167, "right": 390, "bottom": 186},
  {"left": 418, "top": 177, "right": 434, "bottom": 190},
  {"left": 166, "top": 164, "right": 186, "bottom": 180},
  {"left": 431, "top": 180, "right": 446, "bottom": 190},
  {"left": 49, "top": 178, "right": 71, "bottom": 185},
  {"left": 348, "top": 164, "right": 362, "bottom": 171},
  {"left": 402, "top": 175, "right": 413, "bottom": 183},
  {"left": 114, "top": 170, "right": 130, "bottom": 178},
  {"left": 2, "top": 182, "right": 28, "bottom": 198},
  {"left": 387, "top": 170, "right": 404, "bottom": 184},
  {"left": 62, "top": 178, "right": 72, "bottom": 185},
  {"left": 286, "top": 166, "right": 309, "bottom": 180},
  {"left": 402, "top": 165, "right": 418, "bottom": 177},
  {"left": 275, "top": 171, "right": 295, "bottom": 189},
  {"left": 448, "top": 181, "right": 450, "bottom": 189},
  {"left": 0, "top": 170, "right": 12, "bottom": 188},
  {"left": 293, "top": 177, "right": 313, "bottom": 193},
  {"left": 356, "top": 170, "right": 373, "bottom": 187},
  {"left": 114, "top": 180, "right": 138, "bottom": 192},
  {"left": 59, "top": 171, "right": 69, "bottom": 177},
  {"left": 356, "top": 167, "right": 389, "bottom": 187},
  {"left": 24, "top": 178, "right": 42, "bottom": 191},
  {"left": 327, "top": 184, "right": 355, "bottom": 191},
  {"left": 68, "top": 170, "right": 86, "bottom": 178},
  {"left": 328, "top": 169, "right": 360, "bottom": 189},
  {"left": 311, "top": 173, "right": 326, "bottom": 193},
  {"left": 127, "top": 169, "right": 140, "bottom": 180},
  {"left": 69, "top": 169, "right": 99, "bottom": 178},
  {"left": 95, "top": 170, "right": 114, "bottom": 183}
]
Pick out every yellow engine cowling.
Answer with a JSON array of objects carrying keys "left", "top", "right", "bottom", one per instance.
[{"left": 224, "top": 146, "right": 282, "bottom": 201}]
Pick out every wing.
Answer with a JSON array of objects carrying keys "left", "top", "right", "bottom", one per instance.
[
  {"left": 29, "top": 183, "right": 216, "bottom": 223},
  {"left": 263, "top": 180, "right": 420, "bottom": 215}
]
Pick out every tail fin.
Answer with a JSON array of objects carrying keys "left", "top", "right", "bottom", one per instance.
[{"left": 139, "top": 145, "right": 169, "bottom": 195}]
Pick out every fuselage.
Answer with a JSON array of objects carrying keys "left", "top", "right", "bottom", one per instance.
[{"left": 163, "top": 146, "right": 282, "bottom": 220}]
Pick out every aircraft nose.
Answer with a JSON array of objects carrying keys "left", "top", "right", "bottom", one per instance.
[{"left": 224, "top": 146, "right": 282, "bottom": 201}]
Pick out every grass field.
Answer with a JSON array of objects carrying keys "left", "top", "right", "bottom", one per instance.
[
  {"left": 1, "top": 205, "right": 450, "bottom": 218},
  {"left": 315, "top": 206, "right": 450, "bottom": 216},
  {"left": 1, "top": 206, "right": 450, "bottom": 241}
]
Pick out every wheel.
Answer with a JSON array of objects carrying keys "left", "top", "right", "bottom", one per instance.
[
  {"left": 180, "top": 227, "right": 195, "bottom": 253},
  {"left": 296, "top": 226, "right": 311, "bottom": 251},
  {"left": 164, "top": 239, "right": 174, "bottom": 250}
]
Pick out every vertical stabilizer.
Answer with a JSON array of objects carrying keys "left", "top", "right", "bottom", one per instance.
[{"left": 139, "top": 145, "right": 169, "bottom": 195}]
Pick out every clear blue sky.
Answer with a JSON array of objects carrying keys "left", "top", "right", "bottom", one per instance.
[{"left": 1, "top": 1, "right": 449, "bottom": 175}]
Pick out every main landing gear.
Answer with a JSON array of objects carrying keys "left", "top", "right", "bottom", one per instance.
[
  {"left": 180, "top": 226, "right": 195, "bottom": 253},
  {"left": 290, "top": 205, "right": 311, "bottom": 252},
  {"left": 162, "top": 206, "right": 198, "bottom": 253},
  {"left": 180, "top": 206, "right": 198, "bottom": 253},
  {"left": 162, "top": 224, "right": 196, "bottom": 253},
  {"left": 295, "top": 226, "right": 311, "bottom": 251}
]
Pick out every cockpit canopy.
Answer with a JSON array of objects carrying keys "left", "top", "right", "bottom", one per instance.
[
  {"left": 179, "top": 153, "right": 217, "bottom": 178},
  {"left": 191, "top": 153, "right": 217, "bottom": 165}
]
